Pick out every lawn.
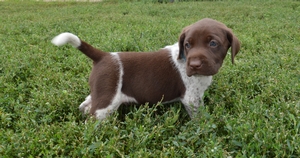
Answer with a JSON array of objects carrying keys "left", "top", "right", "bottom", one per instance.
[{"left": 0, "top": 0, "right": 299, "bottom": 157}]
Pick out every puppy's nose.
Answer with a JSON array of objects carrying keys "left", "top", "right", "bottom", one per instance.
[{"left": 189, "top": 59, "right": 202, "bottom": 70}]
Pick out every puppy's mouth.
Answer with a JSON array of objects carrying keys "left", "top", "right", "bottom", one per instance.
[
  {"left": 186, "top": 62, "right": 219, "bottom": 77},
  {"left": 186, "top": 69, "right": 218, "bottom": 77},
  {"left": 186, "top": 69, "right": 202, "bottom": 77}
]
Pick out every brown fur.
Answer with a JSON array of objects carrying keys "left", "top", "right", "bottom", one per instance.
[
  {"left": 78, "top": 41, "right": 107, "bottom": 62},
  {"left": 119, "top": 50, "right": 186, "bottom": 104},
  {"left": 78, "top": 41, "right": 186, "bottom": 114}
]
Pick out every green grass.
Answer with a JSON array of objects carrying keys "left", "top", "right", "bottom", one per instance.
[{"left": 0, "top": 0, "right": 299, "bottom": 157}]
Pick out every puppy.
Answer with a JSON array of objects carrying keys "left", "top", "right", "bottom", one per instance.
[{"left": 52, "top": 18, "right": 240, "bottom": 120}]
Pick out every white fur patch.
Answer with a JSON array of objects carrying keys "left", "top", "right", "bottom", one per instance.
[
  {"left": 51, "top": 32, "right": 81, "bottom": 48},
  {"left": 79, "top": 95, "right": 92, "bottom": 114},
  {"left": 166, "top": 43, "right": 212, "bottom": 117}
]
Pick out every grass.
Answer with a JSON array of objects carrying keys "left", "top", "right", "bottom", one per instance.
[{"left": 0, "top": 0, "right": 299, "bottom": 157}]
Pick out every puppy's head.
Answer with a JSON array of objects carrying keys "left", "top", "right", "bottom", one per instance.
[{"left": 178, "top": 18, "right": 240, "bottom": 77}]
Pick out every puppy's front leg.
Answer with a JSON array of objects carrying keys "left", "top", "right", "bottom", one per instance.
[{"left": 181, "top": 97, "right": 203, "bottom": 118}]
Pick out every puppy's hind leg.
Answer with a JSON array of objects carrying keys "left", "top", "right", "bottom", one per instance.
[
  {"left": 94, "top": 100, "right": 122, "bottom": 120},
  {"left": 79, "top": 95, "right": 92, "bottom": 114}
]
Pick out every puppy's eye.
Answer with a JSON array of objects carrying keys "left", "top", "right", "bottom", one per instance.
[
  {"left": 185, "top": 43, "right": 191, "bottom": 49},
  {"left": 209, "top": 40, "right": 218, "bottom": 47}
]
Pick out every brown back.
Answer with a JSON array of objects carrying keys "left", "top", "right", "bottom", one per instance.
[{"left": 119, "top": 49, "right": 186, "bottom": 104}]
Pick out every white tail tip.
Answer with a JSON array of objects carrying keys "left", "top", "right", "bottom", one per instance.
[{"left": 51, "top": 32, "right": 81, "bottom": 48}]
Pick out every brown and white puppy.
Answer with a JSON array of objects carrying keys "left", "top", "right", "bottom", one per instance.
[{"left": 51, "top": 18, "right": 240, "bottom": 120}]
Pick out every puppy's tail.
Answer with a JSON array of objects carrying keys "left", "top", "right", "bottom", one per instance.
[{"left": 51, "top": 32, "right": 106, "bottom": 62}]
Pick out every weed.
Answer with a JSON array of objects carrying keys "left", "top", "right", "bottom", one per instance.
[{"left": 0, "top": 0, "right": 299, "bottom": 157}]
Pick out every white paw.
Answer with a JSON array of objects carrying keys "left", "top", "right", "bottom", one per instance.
[{"left": 79, "top": 95, "right": 92, "bottom": 114}]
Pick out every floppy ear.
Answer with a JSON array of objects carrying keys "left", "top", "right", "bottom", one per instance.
[
  {"left": 227, "top": 30, "right": 241, "bottom": 64},
  {"left": 178, "top": 32, "right": 186, "bottom": 60},
  {"left": 178, "top": 26, "right": 191, "bottom": 60}
]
